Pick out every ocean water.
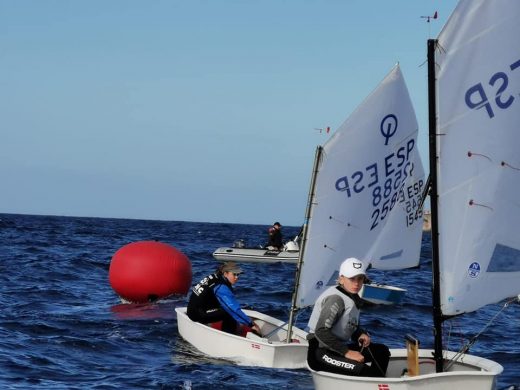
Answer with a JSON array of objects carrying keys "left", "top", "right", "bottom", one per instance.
[{"left": 0, "top": 213, "right": 518, "bottom": 389}]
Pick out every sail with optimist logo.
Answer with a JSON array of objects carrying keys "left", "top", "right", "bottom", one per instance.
[{"left": 292, "top": 64, "right": 425, "bottom": 309}]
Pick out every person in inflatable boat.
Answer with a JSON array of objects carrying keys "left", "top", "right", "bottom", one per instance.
[{"left": 266, "top": 222, "right": 283, "bottom": 250}]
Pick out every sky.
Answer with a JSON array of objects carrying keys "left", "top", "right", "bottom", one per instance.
[{"left": 0, "top": 0, "right": 457, "bottom": 226}]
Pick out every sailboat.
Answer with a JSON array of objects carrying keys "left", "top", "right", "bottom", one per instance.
[
  {"left": 308, "top": 1, "right": 520, "bottom": 388},
  {"left": 175, "top": 62, "right": 425, "bottom": 368}
]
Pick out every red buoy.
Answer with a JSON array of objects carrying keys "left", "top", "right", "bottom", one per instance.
[{"left": 109, "top": 241, "right": 192, "bottom": 303}]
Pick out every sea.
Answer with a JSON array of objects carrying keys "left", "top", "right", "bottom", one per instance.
[{"left": 1, "top": 213, "right": 518, "bottom": 389}]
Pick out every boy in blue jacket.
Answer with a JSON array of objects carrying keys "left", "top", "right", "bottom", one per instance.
[{"left": 187, "top": 262, "right": 260, "bottom": 335}]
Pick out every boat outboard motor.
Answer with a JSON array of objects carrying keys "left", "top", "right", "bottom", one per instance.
[
  {"left": 233, "top": 239, "right": 246, "bottom": 248},
  {"left": 284, "top": 240, "right": 299, "bottom": 252}
]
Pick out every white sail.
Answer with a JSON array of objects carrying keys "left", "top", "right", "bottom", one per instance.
[
  {"left": 436, "top": 0, "right": 520, "bottom": 315},
  {"left": 296, "top": 65, "right": 424, "bottom": 308}
]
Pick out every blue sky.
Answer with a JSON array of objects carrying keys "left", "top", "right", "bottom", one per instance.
[{"left": 1, "top": 0, "right": 456, "bottom": 225}]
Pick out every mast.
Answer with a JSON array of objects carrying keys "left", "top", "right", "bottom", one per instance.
[
  {"left": 286, "top": 145, "right": 322, "bottom": 342},
  {"left": 427, "top": 38, "right": 444, "bottom": 373}
]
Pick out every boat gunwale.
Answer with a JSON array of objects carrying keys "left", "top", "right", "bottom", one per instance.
[
  {"left": 309, "top": 348, "right": 503, "bottom": 383},
  {"left": 175, "top": 307, "right": 309, "bottom": 346}
]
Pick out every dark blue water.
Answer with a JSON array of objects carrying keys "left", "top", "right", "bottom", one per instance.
[{"left": 1, "top": 213, "right": 518, "bottom": 389}]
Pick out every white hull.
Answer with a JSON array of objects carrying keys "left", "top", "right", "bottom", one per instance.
[
  {"left": 175, "top": 307, "right": 308, "bottom": 368},
  {"left": 212, "top": 247, "right": 298, "bottom": 263},
  {"left": 309, "top": 349, "right": 503, "bottom": 390}
]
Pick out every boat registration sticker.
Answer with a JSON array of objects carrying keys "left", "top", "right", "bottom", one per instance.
[{"left": 468, "top": 262, "right": 481, "bottom": 278}]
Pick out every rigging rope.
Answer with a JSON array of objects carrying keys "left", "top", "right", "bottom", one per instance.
[
  {"left": 366, "top": 345, "right": 386, "bottom": 376},
  {"left": 264, "top": 308, "right": 305, "bottom": 341},
  {"left": 444, "top": 295, "right": 520, "bottom": 371}
]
